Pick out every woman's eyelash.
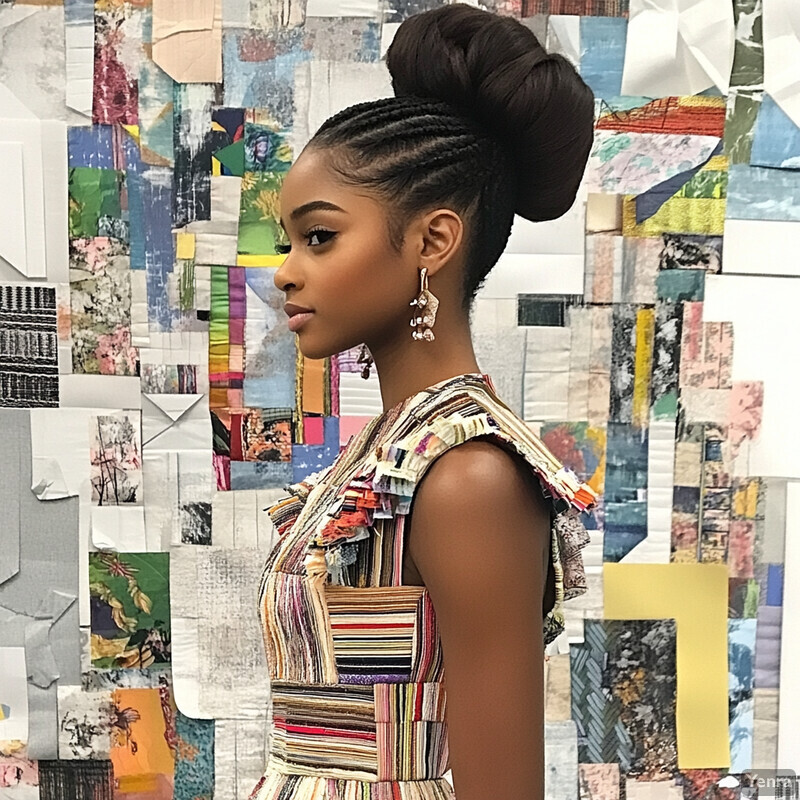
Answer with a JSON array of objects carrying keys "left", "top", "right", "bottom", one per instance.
[{"left": 275, "top": 228, "right": 336, "bottom": 255}]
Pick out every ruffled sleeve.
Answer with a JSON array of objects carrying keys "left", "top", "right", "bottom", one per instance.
[
  {"left": 295, "top": 382, "right": 597, "bottom": 646},
  {"left": 266, "top": 466, "right": 333, "bottom": 539}
]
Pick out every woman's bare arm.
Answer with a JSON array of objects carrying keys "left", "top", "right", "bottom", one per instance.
[{"left": 406, "top": 439, "right": 552, "bottom": 800}]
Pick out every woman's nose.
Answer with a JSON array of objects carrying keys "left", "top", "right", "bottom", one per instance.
[{"left": 274, "top": 256, "right": 302, "bottom": 293}]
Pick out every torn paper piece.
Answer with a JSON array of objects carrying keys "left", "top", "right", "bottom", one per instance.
[
  {"left": 579, "top": 16, "right": 627, "bottom": 98},
  {"left": 544, "top": 721, "right": 579, "bottom": 800},
  {"left": 570, "top": 619, "right": 677, "bottom": 776},
  {"left": 141, "top": 394, "right": 212, "bottom": 548},
  {"left": 703, "top": 274, "right": 800, "bottom": 478},
  {"left": 68, "top": 236, "right": 138, "bottom": 377},
  {"left": 621, "top": 0, "right": 735, "bottom": 98},
  {"left": 546, "top": 15, "right": 581, "bottom": 68},
  {"left": 90, "top": 506, "right": 146, "bottom": 551},
  {"left": 726, "top": 163, "right": 800, "bottom": 223},
  {"left": 0, "top": 746, "right": 38, "bottom": 797},
  {"left": 0, "top": 142, "right": 26, "bottom": 274},
  {"left": 215, "top": 717, "right": 270, "bottom": 800},
  {"left": 588, "top": 133, "right": 720, "bottom": 195},
  {"left": 89, "top": 413, "right": 142, "bottom": 506},
  {"left": 505, "top": 183, "right": 587, "bottom": 256},
  {"left": 59, "top": 376, "right": 142, "bottom": 410},
  {"left": 92, "top": 2, "right": 142, "bottom": 125},
  {"left": 152, "top": 0, "right": 222, "bottom": 84},
  {"left": 138, "top": 60, "right": 175, "bottom": 167},
  {"left": 750, "top": 93, "right": 800, "bottom": 168},
  {"left": 762, "top": 0, "right": 800, "bottom": 129},
  {"left": 0, "top": 122, "right": 46, "bottom": 278},
  {"left": 143, "top": 451, "right": 213, "bottom": 549},
  {"left": 170, "top": 547, "right": 268, "bottom": 720},
  {"left": 586, "top": 193, "right": 622, "bottom": 233},
  {"left": 64, "top": 0, "right": 94, "bottom": 118},
  {"left": 90, "top": 552, "right": 171, "bottom": 670},
  {"left": 621, "top": 415, "right": 675, "bottom": 564},
  {"left": 336, "top": 370, "right": 382, "bottom": 418},
  {"left": 304, "top": 0, "right": 380, "bottom": 16},
  {"left": 0, "top": 285, "right": 59, "bottom": 409},
  {"left": 0, "top": 5, "right": 86, "bottom": 125},
  {"left": 31, "top": 407, "right": 125, "bottom": 500},
  {"left": 109, "top": 687, "right": 175, "bottom": 788},
  {"left": 186, "top": 175, "right": 242, "bottom": 266},
  {"left": 57, "top": 684, "right": 113, "bottom": 759},
  {"left": 604, "top": 562, "right": 730, "bottom": 768},
  {"left": 0, "top": 647, "right": 29, "bottom": 741},
  {"left": 753, "top": 687, "right": 779, "bottom": 770},
  {"left": 291, "top": 60, "right": 392, "bottom": 155},
  {"left": 579, "top": 765, "right": 621, "bottom": 800},
  {"left": 778, "top": 483, "right": 800, "bottom": 769}
]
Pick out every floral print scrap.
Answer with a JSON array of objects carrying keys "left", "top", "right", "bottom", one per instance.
[
  {"left": 90, "top": 552, "right": 171, "bottom": 669},
  {"left": 70, "top": 237, "right": 138, "bottom": 376}
]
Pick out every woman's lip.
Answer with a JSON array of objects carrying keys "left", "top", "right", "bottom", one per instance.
[{"left": 287, "top": 311, "right": 314, "bottom": 332}]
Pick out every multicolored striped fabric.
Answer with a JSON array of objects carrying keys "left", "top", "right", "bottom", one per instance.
[{"left": 249, "top": 373, "right": 596, "bottom": 799}]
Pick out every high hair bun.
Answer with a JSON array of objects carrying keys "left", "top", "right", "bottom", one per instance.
[{"left": 385, "top": 4, "right": 595, "bottom": 222}]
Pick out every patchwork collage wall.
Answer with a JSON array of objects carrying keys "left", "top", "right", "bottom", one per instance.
[{"left": 1, "top": 0, "right": 800, "bottom": 797}]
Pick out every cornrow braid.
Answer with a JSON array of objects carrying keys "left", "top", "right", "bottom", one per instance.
[{"left": 308, "top": 95, "right": 518, "bottom": 312}]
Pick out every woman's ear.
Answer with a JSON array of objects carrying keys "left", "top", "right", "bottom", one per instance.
[{"left": 417, "top": 208, "right": 464, "bottom": 279}]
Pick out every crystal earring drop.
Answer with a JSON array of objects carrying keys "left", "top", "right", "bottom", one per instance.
[
  {"left": 410, "top": 267, "right": 439, "bottom": 341},
  {"left": 356, "top": 343, "right": 373, "bottom": 380}
]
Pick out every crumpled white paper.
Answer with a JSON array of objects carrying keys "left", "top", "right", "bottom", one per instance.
[{"left": 621, "top": 0, "right": 735, "bottom": 98}]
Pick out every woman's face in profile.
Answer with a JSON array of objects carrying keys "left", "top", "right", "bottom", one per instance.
[{"left": 274, "top": 148, "right": 419, "bottom": 360}]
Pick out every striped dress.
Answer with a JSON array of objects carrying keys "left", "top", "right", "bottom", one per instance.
[{"left": 249, "top": 372, "right": 596, "bottom": 800}]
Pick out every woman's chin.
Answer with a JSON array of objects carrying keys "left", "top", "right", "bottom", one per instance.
[{"left": 296, "top": 338, "right": 339, "bottom": 362}]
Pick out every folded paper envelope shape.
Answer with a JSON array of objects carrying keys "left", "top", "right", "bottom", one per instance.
[{"left": 141, "top": 393, "right": 211, "bottom": 452}]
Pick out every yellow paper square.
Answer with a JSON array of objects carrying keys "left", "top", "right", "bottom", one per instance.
[
  {"left": 603, "top": 562, "right": 730, "bottom": 769},
  {"left": 176, "top": 232, "right": 196, "bottom": 260}
]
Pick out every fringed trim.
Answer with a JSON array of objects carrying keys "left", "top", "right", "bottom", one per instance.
[
  {"left": 310, "top": 410, "right": 597, "bottom": 548},
  {"left": 266, "top": 467, "right": 332, "bottom": 536}
]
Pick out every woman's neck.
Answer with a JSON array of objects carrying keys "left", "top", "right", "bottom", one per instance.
[{"left": 368, "top": 315, "right": 481, "bottom": 411}]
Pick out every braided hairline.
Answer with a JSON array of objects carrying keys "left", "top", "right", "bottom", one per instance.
[{"left": 309, "top": 97, "right": 517, "bottom": 311}]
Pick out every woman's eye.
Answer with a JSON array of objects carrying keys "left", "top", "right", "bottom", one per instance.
[
  {"left": 274, "top": 229, "right": 336, "bottom": 256},
  {"left": 307, "top": 229, "right": 336, "bottom": 247}
]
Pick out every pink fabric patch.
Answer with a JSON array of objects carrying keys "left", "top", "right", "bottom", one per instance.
[
  {"left": 338, "top": 415, "right": 373, "bottom": 447},
  {"left": 303, "top": 416, "right": 325, "bottom": 445}
]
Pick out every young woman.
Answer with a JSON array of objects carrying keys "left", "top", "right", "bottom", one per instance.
[{"left": 250, "top": 5, "right": 597, "bottom": 799}]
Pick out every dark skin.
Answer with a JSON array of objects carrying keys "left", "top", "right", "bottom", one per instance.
[{"left": 275, "top": 146, "right": 552, "bottom": 800}]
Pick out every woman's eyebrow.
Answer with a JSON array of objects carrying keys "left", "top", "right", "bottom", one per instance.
[{"left": 279, "top": 200, "right": 348, "bottom": 229}]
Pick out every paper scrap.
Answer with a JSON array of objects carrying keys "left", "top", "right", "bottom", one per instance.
[
  {"left": 604, "top": 562, "right": 731, "bottom": 768},
  {"left": 777, "top": 482, "right": 800, "bottom": 770},
  {"left": 152, "top": 0, "right": 223, "bottom": 84},
  {"left": 762, "top": 0, "right": 800, "bottom": 128},
  {"left": 0, "top": 647, "right": 29, "bottom": 742},
  {"left": 0, "top": 142, "right": 27, "bottom": 274},
  {"left": 621, "top": 0, "right": 735, "bottom": 97}
]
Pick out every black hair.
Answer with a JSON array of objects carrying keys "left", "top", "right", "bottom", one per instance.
[{"left": 307, "top": 4, "right": 595, "bottom": 311}]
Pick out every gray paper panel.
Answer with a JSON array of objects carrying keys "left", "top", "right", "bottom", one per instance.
[
  {"left": 0, "top": 409, "right": 81, "bottom": 758},
  {"left": 0, "top": 409, "right": 22, "bottom": 584}
]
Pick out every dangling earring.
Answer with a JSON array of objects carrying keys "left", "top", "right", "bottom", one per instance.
[
  {"left": 410, "top": 267, "right": 439, "bottom": 341},
  {"left": 357, "top": 343, "right": 373, "bottom": 380}
]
